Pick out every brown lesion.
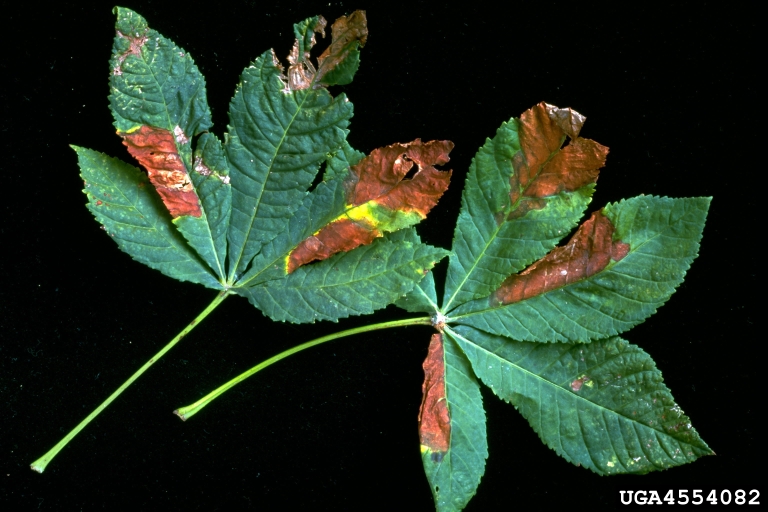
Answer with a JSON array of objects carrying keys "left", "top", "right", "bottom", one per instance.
[
  {"left": 507, "top": 102, "right": 608, "bottom": 220},
  {"left": 493, "top": 210, "right": 630, "bottom": 305},
  {"left": 418, "top": 333, "right": 451, "bottom": 457},
  {"left": 286, "top": 219, "right": 377, "bottom": 274},
  {"left": 277, "top": 17, "right": 327, "bottom": 92},
  {"left": 314, "top": 11, "right": 368, "bottom": 86},
  {"left": 285, "top": 139, "right": 452, "bottom": 274},
  {"left": 347, "top": 139, "right": 453, "bottom": 213},
  {"left": 276, "top": 11, "right": 367, "bottom": 93},
  {"left": 113, "top": 29, "right": 148, "bottom": 76},
  {"left": 120, "top": 125, "right": 202, "bottom": 218}
]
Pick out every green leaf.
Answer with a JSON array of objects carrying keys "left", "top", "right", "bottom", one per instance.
[
  {"left": 448, "top": 326, "right": 713, "bottom": 474},
  {"left": 451, "top": 196, "right": 711, "bottom": 342},
  {"left": 75, "top": 146, "right": 221, "bottom": 289},
  {"left": 419, "top": 333, "right": 488, "bottom": 511},
  {"left": 109, "top": 8, "right": 228, "bottom": 280},
  {"left": 443, "top": 104, "right": 606, "bottom": 311},
  {"left": 185, "top": 133, "right": 232, "bottom": 277},
  {"left": 235, "top": 229, "right": 449, "bottom": 323},
  {"left": 224, "top": 49, "right": 354, "bottom": 279},
  {"left": 62, "top": 11, "right": 714, "bottom": 510},
  {"left": 109, "top": 7, "right": 213, "bottom": 146}
]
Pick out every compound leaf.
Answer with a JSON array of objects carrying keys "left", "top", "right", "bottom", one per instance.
[
  {"left": 451, "top": 195, "right": 711, "bottom": 343},
  {"left": 75, "top": 12, "right": 713, "bottom": 510},
  {"left": 448, "top": 326, "right": 713, "bottom": 474}
]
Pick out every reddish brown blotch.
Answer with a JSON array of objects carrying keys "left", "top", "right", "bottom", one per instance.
[
  {"left": 493, "top": 210, "right": 630, "bottom": 305},
  {"left": 418, "top": 333, "right": 451, "bottom": 461},
  {"left": 120, "top": 125, "right": 202, "bottom": 218},
  {"left": 508, "top": 102, "right": 608, "bottom": 219},
  {"left": 286, "top": 139, "right": 452, "bottom": 273}
]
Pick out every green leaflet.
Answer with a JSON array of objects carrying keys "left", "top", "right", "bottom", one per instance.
[
  {"left": 451, "top": 196, "right": 711, "bottom": 343},
  {"left": 109, "top": 7, "right": 213, "bottom": 146},
  {"left": 186, "top": 133, "right": 232, "bottom": 275},
  {"left": 76, "top": 146, "right": 221, "bottom": 290},
  {"left": 109, "top": 7, "right": 227, "bottom": 280},
  {"left": 421, "top": 334, "right": 488, "bottom": 512},
  {"left": 236, "top": 229, "right": 449, "bottom": 323},
  {"left": 447, "top": 326, "right": 713, "bottom": 474},
  {"left": 224, "top": 50, "right": 353, "bottom": 281}
]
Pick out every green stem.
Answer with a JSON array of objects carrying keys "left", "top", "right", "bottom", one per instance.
[
  {"left": 30, "top": 290, "right": 230, "bottom": 474},
  {"left": 174, "top": 316, "right": 432, "bottom": 421}
]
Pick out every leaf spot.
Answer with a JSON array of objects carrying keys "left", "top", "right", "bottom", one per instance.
[{"left": 571, "top": 375, "right": 590, "bottom": 392}]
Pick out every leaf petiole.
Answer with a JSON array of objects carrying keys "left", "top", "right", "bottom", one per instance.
[
  {"left": 173, "top": 316, "right": 433, "bottom": 421},
  {"left": 30, "top": 290, "right": 231, "bottom": 473}
]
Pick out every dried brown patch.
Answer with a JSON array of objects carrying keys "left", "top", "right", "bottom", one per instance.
[
  {"left": 508, "top": 103, "right": 608, "bottom": 219},
  {"left": 287, "top": 219, "right": 377, "bottom": 274},
  {"left": 285, "top": 140, "right": 451, "bottom": 273},
  {"left": 113, "top": 30, "right": 148, "bottom": 76},
  {"left": 419, "top": 333, "right": 451, "bottom": 456},
  {"left": 120, "top": 125, "right": 201, "bottom": 218},
  {"left": 315, "top": 11, "right": 368, "bottom": 85},
  {"left": 493, "top": 210, "right": 630, "bottom": 305},
  {"left": 348, "top": 139, "right": 452, "bottom": 213}
]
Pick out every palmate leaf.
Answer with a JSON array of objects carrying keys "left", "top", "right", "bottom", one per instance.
[
  {"left": 393, "top": 103, "right": 711, "bottom": 510},
  {"left": 75, "top": 8, "right": 450, "bottom": 325},
  {"left": 66, "top": 10, "right": 712, "bottom": 510}
]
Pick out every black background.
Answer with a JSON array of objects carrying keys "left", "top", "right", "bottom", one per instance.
[{"left": 2, "top": 1, "right": 759, "bottom": 509}]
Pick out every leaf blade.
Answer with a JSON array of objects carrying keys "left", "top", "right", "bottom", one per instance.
[
  {"left": 448, "top": 326, "right": 712, "bottom": 474},
  {"left": 225, "top": 51, "right": 354, "bottom": 279},
  {"left": 109, "top": 8, "right": 227, "bottom": 279},
  {"left": 420, "top": 333, "right": 488, "bottom": 511},
  {"left": 285, "top": 140, "right": 452, "bottom": 273},
  {"left": 75, "top": 146, "right": 221, "bottom": 289},
  {"left": 235, "top": 140, "right": 451, "bottom": 287},
  {"left": 236, "top": 230, "right": 448, "bottom": 323}
]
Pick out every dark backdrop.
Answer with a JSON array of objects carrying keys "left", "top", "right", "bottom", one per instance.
[{"left": 2, "top": 1, "right": 759, "bottom": 509}]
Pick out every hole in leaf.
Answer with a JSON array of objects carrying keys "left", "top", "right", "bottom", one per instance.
[
  {"left": 307, "top": 163, "right": 326, "bottom": 192},
  {"left": 402, "top": 159, "right": 418, "bottom": 180}
]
